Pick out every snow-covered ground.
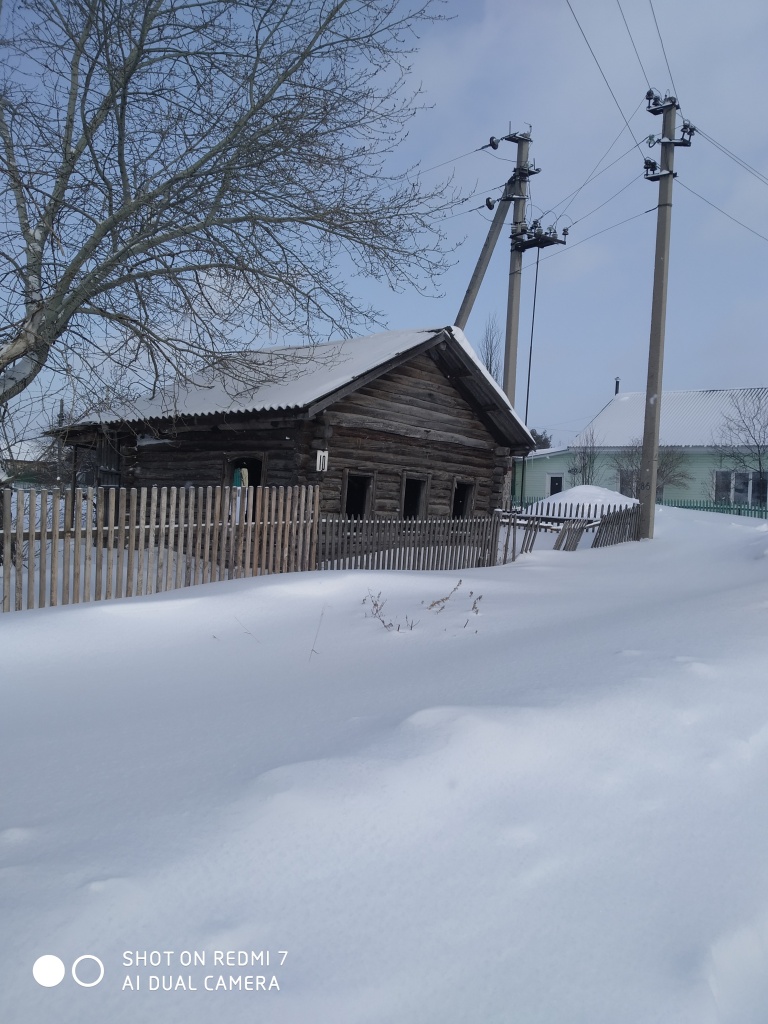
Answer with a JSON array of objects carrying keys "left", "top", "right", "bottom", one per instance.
[{"left": 3, "top": 507, "right": 768, "bottom": 1024}]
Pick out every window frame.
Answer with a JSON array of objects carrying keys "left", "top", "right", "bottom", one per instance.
[
  {"left": 223, "top": 452, "right": 267, "bottom": 490},
  {"left": 341, "top": 468, "right": 376, "bottom": 517},
  {"left": 451, "top": 477, "right": 475, "bottom": 518},
  {"left": 400, "top": 472, "right": 430, "bottom": 519}
]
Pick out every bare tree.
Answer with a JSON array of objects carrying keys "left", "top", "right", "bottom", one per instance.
[
  {"left": 608, "top": 437, "right": 692, "bottom": 498},
  {"left": 477, "top": 313, "right": 502, "bottom": 384},
  {"left": 567, "top": 426, "right": 600, "bottom": 486},
  {"left": 713, "top": 390, "right": 768, "bottom": 507},
  {"left": 0, "top": 0, "right": 455, "bottom": 409},
  {"left": 714, "top": 391, "right": 768, "bottom": 474}
]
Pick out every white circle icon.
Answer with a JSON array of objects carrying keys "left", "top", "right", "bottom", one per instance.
[
  {"left": 33, "top": 955, "right": 66, "bottom": 987},
  {"left": 72, "top": 954, "right": 105, "bottom": 987}
]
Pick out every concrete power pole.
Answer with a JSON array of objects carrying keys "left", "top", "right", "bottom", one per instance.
[
  {"left": 502, "top": 134, "right": 533, "bottom": 404},
  {"left": 638, "top": 91, "right": 694, "bottom": 538},
  {"left": 455, "top": 178, "right": 517, "bottom": 331},
  {"left": 454, "top": 130, "right": 566, "bottom": 408}
]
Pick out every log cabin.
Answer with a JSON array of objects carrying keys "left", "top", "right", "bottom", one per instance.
[{"left": 60, "top": 326, "right": 535, "bottom": 516}]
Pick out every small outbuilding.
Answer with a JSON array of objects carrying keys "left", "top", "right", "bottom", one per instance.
[{"left": 61, "top": 326, "right": 534, "bottom": 516}]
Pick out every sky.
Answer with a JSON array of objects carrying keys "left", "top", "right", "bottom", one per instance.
[
  {"left": 4, "top": 0, "right": 767, "bottom": 455},
  {"left": 3, "top": 507, "right": 768, "bottom": 1022},
  {"left": 362, "top": 0, "right": 768, "bottom": 446}
]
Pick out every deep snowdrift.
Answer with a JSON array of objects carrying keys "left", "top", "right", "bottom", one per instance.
[{"left": 2, "top": 507, "right": 768, "bottom": 1024}]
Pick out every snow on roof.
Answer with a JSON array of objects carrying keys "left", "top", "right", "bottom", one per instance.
[
  {"left": 75, "top": 326, "right": 528, "bottom": 437},
  {"left": 574, "top": 387, "right": 768, "bottom": 448}
]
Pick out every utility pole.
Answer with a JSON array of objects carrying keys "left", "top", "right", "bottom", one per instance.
[
  {"left": 502, "top": 134, "right": 566, "bottom": 406},
  {"left": 455, "top": 176, "right": 517, "bottom": 331},
  {"left": 454, "top": 130, "right": 566, "bottom": 408},
  {"left": 503, "top": 134, "right": 533, "bottom": 403},
  {"left": 638, "top": 91, "right": 694, "bottom": 538}
]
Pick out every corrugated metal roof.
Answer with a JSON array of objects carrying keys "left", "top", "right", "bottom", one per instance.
[
  {"left": 573, "top": 388, "right": 768, "bottom": 447},
  {"left": 71, "top": 326, "right": 531, "bottom": 442}
]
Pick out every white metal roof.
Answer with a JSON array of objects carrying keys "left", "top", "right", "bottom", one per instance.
[
  {"left": 76, "top": 326, "right": 530, "bottom": 441},
  {"left": 573, "top": 388, "right": 768, "bottom": 448}
]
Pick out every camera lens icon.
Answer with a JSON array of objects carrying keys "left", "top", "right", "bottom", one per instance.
[{"left": 33, "top": 954, "right": 104, "bottom": 988}]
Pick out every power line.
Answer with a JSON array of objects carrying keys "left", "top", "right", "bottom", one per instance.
[
  {"left": 551, "top": 134, "right": 642, "bottom": 221},
  {"left": 696, "top": 129, "right": 768, "bottom": 189},
  {"left": 564, "top": 0, "right": 642, "bottom": 149},
  {"left": 616, "top": 0, "right": 651, "bottom": 89},
  {"left": 676, "top": 179, "right": 768, "bottom": 245},
  {"left": 569, "top": 174, "right": 644, "bottom": 227},
  {"left": 539, "top": 206, "right": 657, "bottom": 262},
  {"left": 419, "top": 147, "right": 485, "bottom": 175},
  {"left": 647, "top": 0, "right": 680, "bottom": 100}
]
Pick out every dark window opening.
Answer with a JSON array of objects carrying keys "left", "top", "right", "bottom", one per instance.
[
  {"left": 734, "top": 472, "right": 750, "bottom": 505},
  {"left": 345, "top": 474, "right": 371, "bottom": 517},
  {"left": 715, "top": 470, "right": 731, "bottom": 504},
  {"left": 452, "top": 481, "right": 473, "bottom": 518},
  {"left": 402, "top": 477, "right": 424, "bottom": 519},
  {"left": 753, "top": 472, "right": 767, "bottom": 508},
  {"left": 230, "top": 457, "right": 262, "bottom": 488},
  {"left": 549, "top": 475, "right": 564, "bottom": 497}
]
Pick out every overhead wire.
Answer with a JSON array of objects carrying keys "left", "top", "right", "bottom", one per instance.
[
  {"left": 615, "top": 0, "right": 651, "bottom": 89},
  {"left": 696, "top": 129, "right": 768, "bottom": 189},
  {"left": 539, "top": 206, "right": 658, "bottom": 263},
  {"left": 647, "top": 0, "right": 680, "bottom": 100},
  {"left": 569, "top": 174, "right": 644, "bottom": 227},
  {"left": 549, "top": 131, "right": 643, "bottom": 222},
  {"left": 676, "top": 180, "right": 768, "bottom": 245},
  {"left": 418, "top": 147, "right": 486, "bottom": 175},
  {"left": 564, "top": 0, "right": 643, "bottom": 149}
]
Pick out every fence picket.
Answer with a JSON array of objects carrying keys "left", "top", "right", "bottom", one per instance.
[{"left": 50, "top": 489, "right": 60, "bottom": 608}]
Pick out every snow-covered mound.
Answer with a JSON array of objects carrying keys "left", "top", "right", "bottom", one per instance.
[
  {"left": 3, "top": 507, "right": 768, "bottom": 1023},
  {"left": 527, "top": 484, "right": 637, "bottom": 515}
]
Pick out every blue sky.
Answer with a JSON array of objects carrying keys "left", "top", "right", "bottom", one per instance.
[{"left": 360, "top": 0, "right": 768, "bottom": 445}]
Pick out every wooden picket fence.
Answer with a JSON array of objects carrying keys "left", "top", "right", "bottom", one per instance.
[
  {"left": 1, "top": 484, "right": 320, "bottom": 613},
  {"left": 317, "top": 514, "right": 500, "bottom": 571},
  {"left": 591, "top": 504, "right": 642, "bottom": 547},
  {"left": 1, "top": 486, "right": 643, "bottom": 615}
]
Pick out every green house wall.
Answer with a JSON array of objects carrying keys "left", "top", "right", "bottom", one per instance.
[{"left": 516, "top": 448, "right": 749, "bottom": 504}]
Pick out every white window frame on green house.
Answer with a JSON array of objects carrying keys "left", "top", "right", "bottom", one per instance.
[{"left": 714, "top": 469, "right": 767, "bottom": 507}]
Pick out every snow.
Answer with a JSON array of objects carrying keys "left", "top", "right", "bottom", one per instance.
[
  {"left": 573, "top": 387, "right": 768, "bottom": 448},
  {"left": 3, "top": 508, "right": 768, "bottom": 1022},
  {"left": 76, "top": 327, "right": 529, "bottom": 441},
  {"left": 526, "top": 483, "right": 637, "bottom": 512}
]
